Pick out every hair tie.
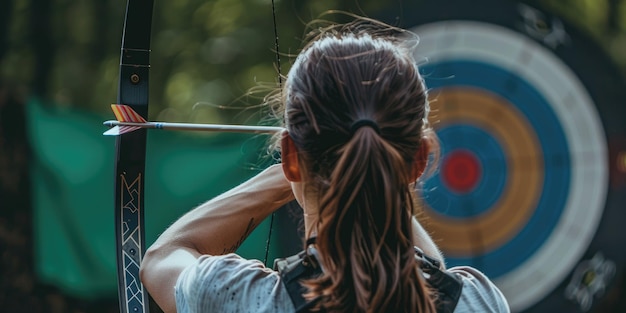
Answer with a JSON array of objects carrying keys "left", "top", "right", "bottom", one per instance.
[{"left": 350, "top": 119, "right": 380, "bottom": 135}]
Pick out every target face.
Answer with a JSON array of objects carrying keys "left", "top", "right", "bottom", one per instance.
[{"left": 412, "top": 21, "right": 608, "bottom": 311}]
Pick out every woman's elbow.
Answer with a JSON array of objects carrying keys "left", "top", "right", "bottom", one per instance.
[{"left": 139, "top": 245, "right": 159, "bottom": 287}]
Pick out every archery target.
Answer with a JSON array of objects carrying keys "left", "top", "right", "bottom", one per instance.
[{"left": 412, "top": 21, "right": 608, "bottom": 311}]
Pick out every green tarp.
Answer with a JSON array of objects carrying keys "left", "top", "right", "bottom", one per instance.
[{"left": 28, "top": 99, "right": 281, "bottom": 299}]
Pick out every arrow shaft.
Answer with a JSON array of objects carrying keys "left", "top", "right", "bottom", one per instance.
[{"left": 104, "top": 120, "right": 284, "bottom": 134}]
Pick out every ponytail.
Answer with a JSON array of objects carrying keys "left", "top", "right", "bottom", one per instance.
[{"left": 305, "top": 127, "right": 436, "bottom": 313}]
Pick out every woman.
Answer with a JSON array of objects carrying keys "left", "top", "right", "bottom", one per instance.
[{"left": 139, "top": 19, "right": 509, "bottom": 313}]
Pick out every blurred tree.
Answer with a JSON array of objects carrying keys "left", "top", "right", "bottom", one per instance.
[
  {"left": 31, "top": 0, "right": 53, "bottom": 97},
  {"left": 608, "top": 0, "right": 622, "bottom": 34},
  {"left": 0, "top": 0, "right": 623, "bottom": 119},
  {"left": 0, "top": 0, "right": 13, "bottom": 61}
]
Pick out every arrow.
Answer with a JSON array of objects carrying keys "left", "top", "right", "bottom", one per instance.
[{"left": 104, "top": 104, "right": 284, "bottom": 136}]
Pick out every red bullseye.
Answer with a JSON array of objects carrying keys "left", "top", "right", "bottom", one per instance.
[{"left": 441, "top": 150, "right": 481, "bottom": 193}]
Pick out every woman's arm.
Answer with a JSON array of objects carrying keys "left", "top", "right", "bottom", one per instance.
[{"left": 139, "top": 164, "right": 295, "bottom": 313}]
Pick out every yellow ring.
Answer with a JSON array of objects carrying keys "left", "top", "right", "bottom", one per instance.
[{"left": 420, "top": 87, "right": 544, "bottom": 256}]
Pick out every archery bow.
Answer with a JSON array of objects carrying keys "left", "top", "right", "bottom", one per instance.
[
  {"left": 113, "top": 0, "right": 154, "bottom": 313},
  {"left": 263, "top": 0, "right": 283, "bottom": 268},
  {"left": 111, "top": 1, "right": 283, "bottom": 312}
]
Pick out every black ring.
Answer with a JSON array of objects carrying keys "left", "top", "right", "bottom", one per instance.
[{"left": 350, "top": 119, "right": 381, "bottom": 135}]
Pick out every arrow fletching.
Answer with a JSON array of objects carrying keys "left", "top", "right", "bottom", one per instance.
[
  {"left": 103, "top": 125, "right": 143, "bottom": 136},
  {"left": 111, "top": 104, "right": 147, "bottom": 123}
]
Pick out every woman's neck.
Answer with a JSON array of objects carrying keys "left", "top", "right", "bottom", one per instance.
[{"left": 303, "top": 209, "right": 318, "bottom": 238}]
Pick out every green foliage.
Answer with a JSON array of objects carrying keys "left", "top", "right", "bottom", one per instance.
[{"left": 1, "top": 0, "right": 625, "bottom": 123}]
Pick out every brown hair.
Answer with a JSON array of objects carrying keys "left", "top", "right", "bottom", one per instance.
[{"left": 274, "top": 18, "right": 437, "bottom": 313}]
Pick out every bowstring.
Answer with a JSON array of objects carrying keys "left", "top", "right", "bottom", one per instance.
[{"left": 263, "top": 0, "right": 282, "bottom": 267}]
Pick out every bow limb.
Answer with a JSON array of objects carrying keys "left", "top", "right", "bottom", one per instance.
[
  {"left": 263, "top": 0, "right": 283, "bottom": 268},
  {"left": 113, "top": 0, "right": 154, "bottom": 312}
]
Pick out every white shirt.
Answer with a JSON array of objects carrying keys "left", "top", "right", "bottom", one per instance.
[{"left": 175, "top": 254, "right": 510, "bottom": 313}]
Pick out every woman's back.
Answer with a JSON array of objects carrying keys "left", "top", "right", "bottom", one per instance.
[{"left": 139, "top": 17, "right": 510, "bottom": 313}]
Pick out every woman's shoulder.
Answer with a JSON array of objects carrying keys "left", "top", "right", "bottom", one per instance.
[
  {"left": 448, "top": 266, "right": 510, "bottom": 313},
  {"left": 175, "top": 254, "right": 294, "bottom": 313}
]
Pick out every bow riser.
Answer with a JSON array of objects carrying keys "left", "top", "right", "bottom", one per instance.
[{"left": 114, "top": 0, "right": 154, "bottom": 313}]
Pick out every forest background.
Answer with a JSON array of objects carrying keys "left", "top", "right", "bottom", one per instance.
[{"left": 0, "top": 0, "right": 625, "bottom": 312}]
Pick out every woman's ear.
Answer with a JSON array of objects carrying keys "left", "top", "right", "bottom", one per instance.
[
  {"left": 281, "top": 131, "right": 302, "bottom": 182},
  {"left": 410, "top": 137, "right": 431, "bottom": 182}
]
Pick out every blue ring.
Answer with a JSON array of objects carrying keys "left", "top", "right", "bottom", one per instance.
[
  {"left": 422, "top": 60, "right": 571, "bottom": 278},
  {"left": 424, "top": 125, "right": 507, "bottom": 218}
]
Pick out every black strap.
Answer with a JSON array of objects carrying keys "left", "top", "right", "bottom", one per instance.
[
  {"left": 275, "top": 246, "right": 463, "bottom": 313},
  {"left": 274, "top": 251, "right": 321, "bottom": 312},
  {"left": 414, "top": 247, "right": 463, "bottom": 313}
]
